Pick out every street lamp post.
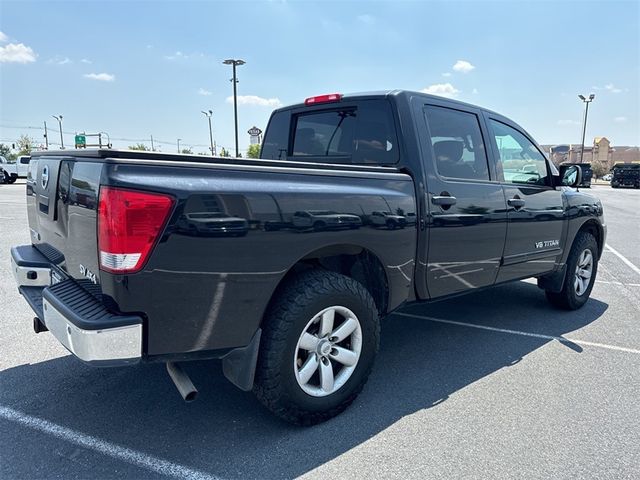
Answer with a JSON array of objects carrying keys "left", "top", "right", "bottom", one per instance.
[
  {"left": 223, "top": 58, "right": 245, "bottom": 157},
  {"left": 177, "top": 138, "right": 182, "bottom": 153},
  {"left": 52, "top": 115, "right": 64, "bottom": 149},
  {"left": 201, "top": 110, "right": 214, "bottom": 155},
  {"left": 578, "top": 93, "right": 595, "bottom": 164}
]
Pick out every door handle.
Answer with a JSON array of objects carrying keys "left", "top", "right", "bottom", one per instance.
[
  {"left": 508, "top": 197, "right": 526, "bottom": 209},
  {"left": 432, "top": 195, "right": 457, "bottom": 207}
]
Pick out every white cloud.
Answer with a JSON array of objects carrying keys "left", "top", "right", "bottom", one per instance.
[
  {"left": 83, "top": 72, "right": 115, "bottom": 82},
  {"left": 227, "top": 95, "right": 282, "bottom": 107},
  {"left": 47, "top": 56, "right": 71, "bottom": 65},
  {"left": 164, "top": 50, "right": 205, "bottom": 61},
  {"left": 452, "top": 60, "right": 475, "bottom": 73},
  {"left": 557, "top": 119, "right": 580, "bottom": 126},
  {"left": 421, "top": 83, "right": 459, "bottom": 98},
  {"left": 165, "top": 51, "right": 184, "bottom": 60},
  {"left": 80, "top": 58, "right": 92, "bottom": 64},
  {"left": 198, "top": 88, "right": 212, "bottom": 96},
  {"left": 0, "top": 43, "right": 36, "bottom": 63},
  {"left": 613, "top": 116, "right": 627, "bottom": 123},
  {"left": 357, "top": 14, "right": 375, "bottom": 25},
  {"left": 592, "top": 84, "right": 623, "bottom": 94},
  {"left": 442, "top": 72, "right": 452, "bottom": 77},
  {"left": 472, "top": 88, "right": 479, "bottom": 94},
  {"left": 0, "top": 31, "right": 8, "bottom": 43},
  {"left": 604, "top": 83, "right": 622, "bottom": 93}
]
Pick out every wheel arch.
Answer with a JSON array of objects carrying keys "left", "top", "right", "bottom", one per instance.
[
  {"left": 576, "top": 219, "right": 605, "bottom": 259},
  {"left": 263, "top": 243, "right": 391, "bottom": 324}
]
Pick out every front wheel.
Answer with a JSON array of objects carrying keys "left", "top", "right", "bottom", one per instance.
[
  {"left": 545, "top": 231, "right": 598, "bottom": 310},
  {"left": 253, "top": 269, "right": 380, "bottom": 425}
]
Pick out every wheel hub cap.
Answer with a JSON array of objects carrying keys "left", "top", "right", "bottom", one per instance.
[
  {"left": 294, "top": 305, "right": 363, "bottom": 397},
  {"left": 574, "top": 249, "right": 593, "bottom": 296},
  {"left": 318, "top": 340, "right": 332, "bottom": 357}
]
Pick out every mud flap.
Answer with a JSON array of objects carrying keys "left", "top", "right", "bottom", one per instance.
[{"left": 221, "top": 329, "right": 262, "bottom": 391}]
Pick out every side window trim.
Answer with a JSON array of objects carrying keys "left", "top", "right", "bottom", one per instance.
[{"left": 423, "top": 104, "right": 494, "bottom": 183}]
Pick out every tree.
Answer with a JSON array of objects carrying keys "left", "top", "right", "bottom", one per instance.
[
  {"left": 219, "top": 148, "right": 231, "bottom": 157},
  {"left": 17, "top": 134, "right": 35, "bottom": 156},
  {"left": 128, "top": 143, "right": 150, "bottom": 151},
  {"left": 592, "top": 161, "right": 608, "bottom": 180},
  {"left": 247, "top": 144, "right": 261, "bottom": 159},
  {"left": 181, "top": 148, "right": 193, "bottom": 154},
  {"left": 0, "top": 143, "right": 16, "bottom": 162}
]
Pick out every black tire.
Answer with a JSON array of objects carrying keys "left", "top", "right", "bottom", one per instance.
[
  {"left": 253, "top": 269, "right": 380, "bottom": 425},
  {"left": 545, "top": 231, "right": 598, "bottom": 310}
]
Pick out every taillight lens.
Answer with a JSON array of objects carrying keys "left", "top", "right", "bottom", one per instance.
[{"left": 97, "top": 187, "right": 174, "bottom": 273}]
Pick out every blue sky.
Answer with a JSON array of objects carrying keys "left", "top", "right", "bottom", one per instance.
[{"left": 1, "top": 0, "right": 638, "bottom": 154}]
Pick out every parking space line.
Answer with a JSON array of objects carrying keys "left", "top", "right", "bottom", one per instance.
[
  {"left": 395, "top": 312, "right": 640, "bottom": 354},
  {"left": 596, "top": 280, "right": 640, "bottom": 287},
  {"left": 0, "top": 405, "right": 221, "bottom": 480},
  {"left": 605, "top": 244, "right": 640, "bottom": 276}
]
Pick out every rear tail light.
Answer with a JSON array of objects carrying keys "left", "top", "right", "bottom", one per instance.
[
  {"left": 98, "top": 187, "right": 174, "bottom": 273},
  {"left": 304, "top": 93, "right": 343, "bottom": 105}
]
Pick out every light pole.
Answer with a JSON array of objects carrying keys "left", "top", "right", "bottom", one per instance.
[
  {"left": 177, "top": 138, "right": 182, "bottom": 153},
  {"left": 223, "top": 58, "right": 245, "bottom": 157},
  {"left": 578, "top": 93, "right": 595, "bottom": 164},
  {"left": 201, "top": 110, "right": 214, "bottom": 156},
  {"left": 52, "top": 115, "right": 64, "bottom": 149},
  {"left": 43, "top": 121, "right": 49, "bottom": 150}
]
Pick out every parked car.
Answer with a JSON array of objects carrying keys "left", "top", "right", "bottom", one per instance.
[
  {"left": 611, "top": 163, "right": 640, "bottom": 188},
  {"left": 176, "top": 212, "right": 249, "bottom": 237},
  {"left": 11, "top": 90, "right": 605, "bottom": 425},
  {"left": 602, "top": 173, "right": 612, "bottom": 182},
  {"left": 0, "top": 154, "right": 30, "bottom": 183},
  {"left": 369, "top": 211, "right": 406, "bottom": 229},
  {"left": 291, "top": 210, "right": 362, "bottom": 230}
]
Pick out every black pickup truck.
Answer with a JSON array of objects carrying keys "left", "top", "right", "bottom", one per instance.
[{"left": 11, "top": 91, "right": 606, "bottom": 424}]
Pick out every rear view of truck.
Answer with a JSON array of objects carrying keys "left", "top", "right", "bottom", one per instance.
[{"left": 11, "top": 94, "right": 416, "bottom": 424}]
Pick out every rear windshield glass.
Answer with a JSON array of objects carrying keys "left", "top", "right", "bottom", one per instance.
[{"left": 261, "top": 99, "right": 399, "bottom": 165}]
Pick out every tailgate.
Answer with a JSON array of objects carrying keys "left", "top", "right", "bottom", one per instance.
[{"left": 27, "top": 155, "right": 103, "bottom": 286}]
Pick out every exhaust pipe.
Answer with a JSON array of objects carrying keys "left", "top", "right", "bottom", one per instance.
[{"left": 166, "top": 362, "right": 198, "bottom": 402}]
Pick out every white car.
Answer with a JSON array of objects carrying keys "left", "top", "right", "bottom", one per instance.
[
  {"left": 0, "top": 155, "right": 30, "bottom": 183},
  {"left": 369, "top": 211, "right": 407, "bottom": 229}
]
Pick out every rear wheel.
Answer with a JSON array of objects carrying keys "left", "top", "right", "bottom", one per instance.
[
  {"left": 253, "top": 269, "right": 380, "bottom": 425},
  {"left": 545, "top": 231, "right": 598, "bottom": 310}
]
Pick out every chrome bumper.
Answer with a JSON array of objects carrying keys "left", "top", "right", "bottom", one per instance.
[
  {"left": 11, "top": 245, "right": 142, "bottom": 365},
  {"left": 42, "top": 297, "right": 142, "bottom": 364}
]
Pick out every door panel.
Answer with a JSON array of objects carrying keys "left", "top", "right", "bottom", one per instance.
[
  {"left": 421, "top": 105, "right": 508, "bottom": 298},
  {"left": 498, "top": 185, "right": 565, "bottom": 281},
  {"left": 486, "top": 118, "right": 566, "bottom": 281}
]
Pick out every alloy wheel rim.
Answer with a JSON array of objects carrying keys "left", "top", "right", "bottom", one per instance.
[
  {"left": 294, "top": 306, "right": 362, "bottom": 397},
  {"left": 574, "top": 249, "right": 593, "bottom": 296}
]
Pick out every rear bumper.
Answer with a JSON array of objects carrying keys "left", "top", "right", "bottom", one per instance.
[{"left": 11, "top": 245, "right": 143, "bottom": 365}]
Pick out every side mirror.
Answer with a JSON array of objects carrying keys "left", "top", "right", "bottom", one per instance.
[{"left": 556, "top": 165, "right": 582, "bottom": 188}]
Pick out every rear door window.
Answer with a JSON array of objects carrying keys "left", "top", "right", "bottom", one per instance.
[{"left": 424, "top": 106, "right": 491, "bottom": 181}]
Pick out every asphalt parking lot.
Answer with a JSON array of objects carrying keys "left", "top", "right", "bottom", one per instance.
[{"left": 1, "top": 180, "right": 639, "bottom": 479}]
